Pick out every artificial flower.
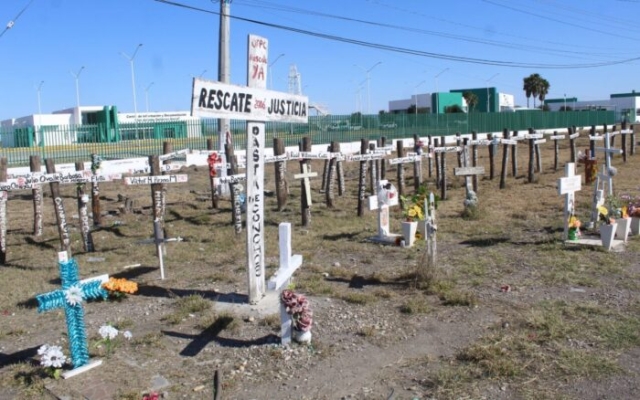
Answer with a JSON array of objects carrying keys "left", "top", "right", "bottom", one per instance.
[
  {"left": 99, "top": 325, "right": 119, "bottom": 340},
  {"left": 123, "top": 330, "right": 132, "bottom": 340},
  {"left": 40, "top": 345, "right": 67, "bottom": 368},
  {"left": 64, "top": 286, "right": 84, "bottom": 306},
  {"left": 102, "top": 277, "right": 138, "bottom": 294}
]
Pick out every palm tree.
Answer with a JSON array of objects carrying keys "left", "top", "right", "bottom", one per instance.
[
  {"left": 463, "top": 91, "right": 479, "bottom": 112},
  {"left": 523, "top": 73, "right": 544, "bottom": 108},
  {"left": 537, "top": 78, "right": 550, "bottom": 108}
]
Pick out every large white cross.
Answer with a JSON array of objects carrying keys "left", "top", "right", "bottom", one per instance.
[
  {"left": 594, "top": 131, "right": 623, "bottom": 196},
  {"left": 557, "top": 163, "right": 581, "bottom": 241}
]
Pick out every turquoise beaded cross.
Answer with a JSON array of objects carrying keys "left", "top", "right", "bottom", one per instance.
[{"left": 36, "top": 252, "right": 108, "bottom": 369}]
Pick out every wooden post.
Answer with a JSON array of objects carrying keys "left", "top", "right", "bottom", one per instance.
[
  {"left": 487, "top": 133, "right": 495, "bottom": 180},
  {"left": 631, "top": 124, "right": 636, "bottom": 156},
  {"left": 0, "top": 158, "right": 6, "bottom": 264},
  {"left": 413, "top": 134, "right": 422, "bottom": 191},
  {"left": 426, "top": 135, "right": 432, "bottom": 178},
  {"left": 511, "top": 130, "right": 518, "bottom": 177},
  {"left": 500, "top": 129, "right": 510, "bottom": 190},
  {"left": 379, "top": 136, "right": 387, "bottom": 180},
  {"left": 149, "top": 155, "right": 165, "bottom": 255},
  {"left": 162, "top": 141, "right": 173, "bottom": 174},
  {"left": 45, "top": 159, "right": 72, "bottom": 255},
  {"left": 568, "top": 126, "right": 576, "bottom": 163},
  {"left": 528, "top": 134, "right": 535, "bottom": 183},
  {"left": 206, "top": 139, "right": 219, "bottom": 209},
  {"left": 589, "top": 126, "right": 596, "bottom": 158},
  {"left": 273, "top": 137, "right": 287, "bottom": 211},
  {"left": 553, "top": 130, "right": 560, "bottom": 171},
  {"left": 335, "top": 142, "right": 345, "bottom": 196},
  {"left": 396, "top": 140, "right": 405, "bottom": 197},
  {"left": 90, "top": 154, "right": 101, "bottom": 227},
  {"left": 300, "top": 137, "right": 312, "bottom": 227},
  {"left": 456, "top": 132, "right": 462, "bottom": 167},
  {"left": 225, "top": 143, "right": 241, "bottom": 233},
  {"left": 368, "top": 142, "right": 378, "bottom": 195},
  {"left": 320, "top": 145, "right": 330, "bottom": 193},
  {"left": 471, "top": 132, "right": 478, "bottom": 192},
  {"left": 621, "top": 121, "right": 628, "bottom": 163},
  {"left": 326, "top": 143, "right": 338, "bottom": 208},
  {"left": 434, "top": 138, "right": 440, "bottom": 189},
  {"left": 357, "top": 138, "right": 369, "bottom": 217},
  {"left": 529, "top": 128, "right": 542, "bottom": 173},
  {"left": 30, "top": 155, "right": 43, "bottom": 236},
  {"left": 75, "top": 161, "right": 94, "bottom": 253},
  {"left": 440, "top": 141, "right": 447, "bottom": 201}
]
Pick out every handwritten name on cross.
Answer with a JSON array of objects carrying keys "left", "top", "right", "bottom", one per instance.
[
  {"left": 268, "top": 222, "right": 303, "bottom": 345},
  {"left": 557, "top": 163, "right": 581, "bottom": 241},
  {"left": 35, "top": 252, "right": 108, "bottom": 376},
  {"left": 294, "top": 164, "right": 318, "bottom": 206}
]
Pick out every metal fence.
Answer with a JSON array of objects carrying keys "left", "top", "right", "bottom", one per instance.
[{"left": 0, "top": 110, "right": 614, "bottom": 167}]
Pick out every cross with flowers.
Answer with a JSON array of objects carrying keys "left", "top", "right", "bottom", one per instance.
[{"left": 36, "top": 252, "right": 108, "bottom": 375}]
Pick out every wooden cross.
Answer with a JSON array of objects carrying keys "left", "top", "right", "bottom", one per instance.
[
  {"left": 557, "top": 163, "right": 582, "bottom": 241},
  {"left": 368, "top": 180, "right": 400, "bottom": 243},
  {"left": 454, "top": 146, "right": 485, "bottom": 207},
  {"left": 424, "top": 192, "right": 437, "bottom": 269},
  {"left": 594, "top": 130, "right": 623, "bottom": 196},
  {"left": 35, "top": 252, "right": 108, "bottom": 377},
  {"left": 294, "top": 163, "right": 318, "bottom": 206},
  {"left": 267, "top": 222, "right": 303, "bottom": 345}
]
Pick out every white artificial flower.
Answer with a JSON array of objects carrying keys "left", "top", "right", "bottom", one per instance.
[
  {"left": 64, "top": 286, "right": 84, "bottom": 306},
  {"left": 37, "top": 344, "right": 50, "bottom": 356},
  {"left": 99, "top": 325, "right": 119, "bottom": 340},
  {"left": 40, "top": 345, "right": 67, "bottom": 368},
  {"left": 123, "top": 330, "right": 132, "bottom": 340}
]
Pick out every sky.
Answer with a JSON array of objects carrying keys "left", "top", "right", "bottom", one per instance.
[{"left": 1, "top": 0, "right": 640, "bottom": 121}]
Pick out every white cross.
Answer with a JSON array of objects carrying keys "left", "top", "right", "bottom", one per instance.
[
  {"left": 268, "top": 222, "right": 303, "bottom": 345},
  {"left": 368, "top": 180, "right": 399, "bottom": 240},
  {"left": 294, "top": 163, "right": 318, "bottom": 206},
  {"left": 557, "top": 163, "right": 581, "bottom": 241},
  {"left": 594, "top": 131, "right": 623, "bottom": 194}
]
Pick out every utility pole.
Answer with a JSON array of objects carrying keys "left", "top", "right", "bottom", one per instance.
[{"left": 216, "top": 0, "right": 231, "bottom": 194}]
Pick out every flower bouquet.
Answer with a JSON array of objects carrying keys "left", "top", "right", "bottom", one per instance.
[
  {"left": 102, "top": 277, "right": 138, "bottom": 300},
  {"left": 37, "top": 344, "right": 68, "bottom": 379},
  {"left": 280, "top": 289, "right": 313, "bottom": 343},
  {"left": 567, "top": 214, "right": 581, "bottom": 240}
]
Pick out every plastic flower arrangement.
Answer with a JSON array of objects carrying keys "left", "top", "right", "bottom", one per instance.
[
  {"left": 102, "top": 277, "right": 138, "bottom": 299},
  {"left": 95, "top": 325, "right": 132, "bottom": 357},
  {"left": 599, "top": 195, "right": 628, "bottom": 225},
  {"left": 621, "top": 193, "right": 640, "bottom": 218},
  {"left": 400, "top": 186, "right": 430, "bottom": 222},
  {"left": 567, "top": 214, "right": 581, "bottom": 240},
  {"left": 280, "top": 289, "right": 313, "bottom": 333},
  {"left": 37, "top": 344, "right": 68, "bottom": 379}
]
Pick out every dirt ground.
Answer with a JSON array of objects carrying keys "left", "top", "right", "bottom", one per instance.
[{"left": 1, "top": 130, "right": 640, "bottom": 400}]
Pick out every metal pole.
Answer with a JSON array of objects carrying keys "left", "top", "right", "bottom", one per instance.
[
  {"left": 70, "top": 66, "right": 84, "bottom": 113},
  {"left": 120, "top": 44, "right": 143, "bottom": 134},
  {"left": 268, "top": 53, "right": 285, "bottom": 90},
  {"left": 145, "top": 82, "right": 154, "bottom": 113},
  {"left": 486, "top": 73, "right": 499, "bottom": 113},
  {"left": 36, "top": 80, "right": 44, "bottom": 115},
  {"left": 354, "top": 61, "right": 382, "bottom": 116}
]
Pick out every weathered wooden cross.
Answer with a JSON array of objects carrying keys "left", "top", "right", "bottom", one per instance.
[
  {"left": 293, "top": 163, "right": 318, "bottom": 207},
  {"left": 594, "top": 130, "right": 623, "bottom": 196},
  {"left": 35, "top": 251, "right": 108, "bottom": 378},
  {"left": 267, "top": 222, "right": 303, "bottom": 345},
  {"left": 454, "top": 146, "right": 485, "bottom": 208}
]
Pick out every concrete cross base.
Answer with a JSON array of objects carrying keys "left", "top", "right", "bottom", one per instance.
[
  {"left": 563, "top": 236, "right": 625, "bottom": 252},
  {"left": 368, "top": 233, "right": 402, "bottom": 246}
]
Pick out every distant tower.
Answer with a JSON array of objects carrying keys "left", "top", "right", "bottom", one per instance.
[{"left": 288, "top": 64, "right": 302, "bottom": 95}]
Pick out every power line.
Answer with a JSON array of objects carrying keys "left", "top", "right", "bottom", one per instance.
[
  {"left": 0, "top": 0, "right": 36, "bottom": 39},
  {"left": 153, "top": 0, "right": 640, "bottom": 69}
]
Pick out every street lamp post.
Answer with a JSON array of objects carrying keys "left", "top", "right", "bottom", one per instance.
[
  {"left": 145, "top": 82, "right": 155, "bottom": 113},
  {"left": 36, "top": 80, "right": 44, "bottom": 115},
  {"left": 486, "top": 73, "right": 499, "bottom": 113},
  {"left": 120, "top": 43, "right": 143, "bottom": 135},
  {"left": 434, "top": 68, "right": 449, "bottom": 122},
  {"left": 268, "top": 53, "right": 285, "bottom": 90},
  {"left": 414, "top": 80, "right": 426, "bottom": 128},
  {"left": 70, "top": 66, "right": 85, "bottom": 112},
  {"left": 354, "top": 61, "right": 382, "bottom": 119}
]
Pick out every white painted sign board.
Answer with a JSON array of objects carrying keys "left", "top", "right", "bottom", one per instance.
[{"left": 124, "top": 175, "right": 188, "bottom": 185}]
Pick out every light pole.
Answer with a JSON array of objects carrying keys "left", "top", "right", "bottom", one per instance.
[
  {"left": 486, "top": 73, "right": 499, "bottom": 112},
  {"left": 120, "top": 43, "right": 143, "bottom": 131},
  {"left": 70, "top": 66, "right": 85, "bottom": 113},
  {"left": 434, "top": 68, "right": 449, "bottom": 118},
  {"left": 145, "top": 82, "right": 154, "bottom": 113},
  {"left": 354, "top": 61, "right": 382, "bottom": 116},
  {"left": 414, "top": 80, "right": 426, "bottom": 130},
  {"left": 268, "top": 53, "right": 285, "bottom": 90},
  {"left": 35, "top": 80, "right": 44, "bottom": 115}
]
